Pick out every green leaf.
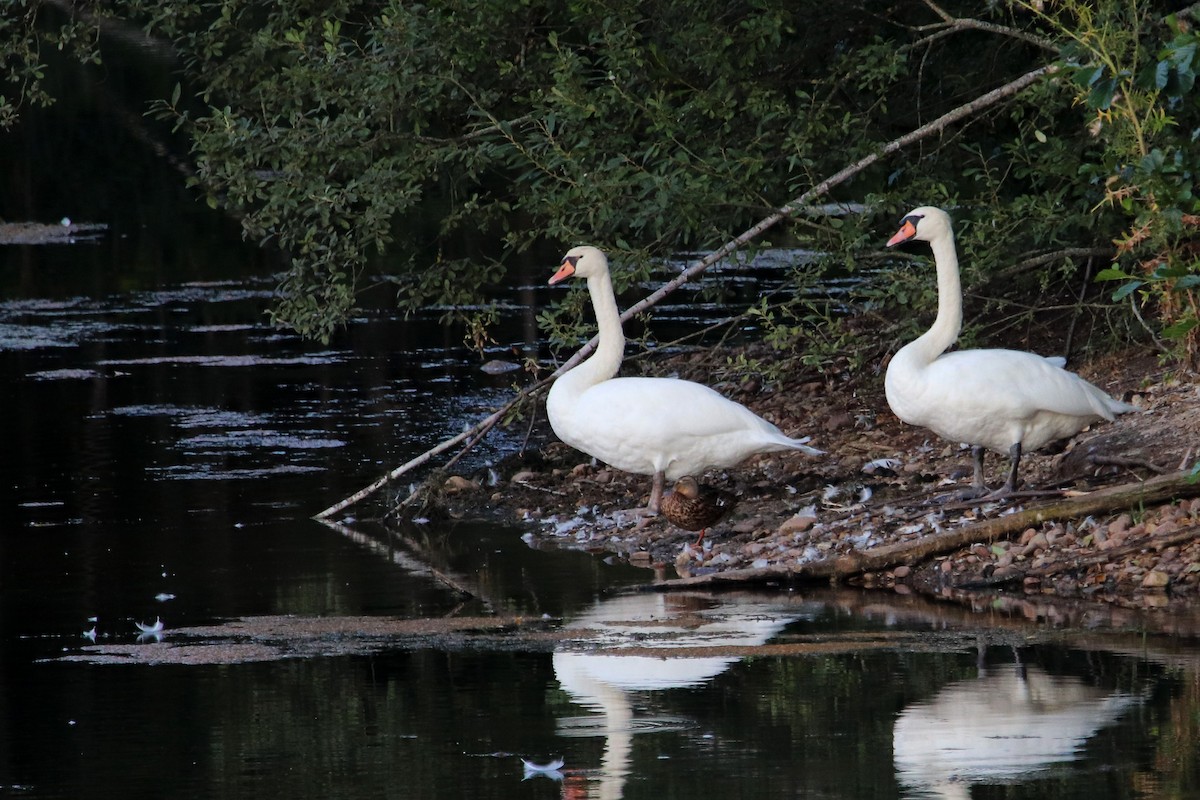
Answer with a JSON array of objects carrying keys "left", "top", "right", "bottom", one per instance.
[
  {"left": 1162, "top": 318, "right": 1199, "bottom": 339},
  {"left": 1112, "top": 281, "right": 1143, "bottom": 301},
  {"left": 1095, "top": 267, "right": 1134, "bottom": 282},
  {"left": 1087, "top": 76, "right": 1118, "bottom": 110}
]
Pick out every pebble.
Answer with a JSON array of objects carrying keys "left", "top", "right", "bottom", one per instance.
[
  {"left": 1142, "top": 570, "right": 1170, "bottom": 589},
  {"left": 824, "top": 412, "right": 853, "bottom": 431},
  {"left": 443, "top": 475, "right": 477, "bottom": 492},
  {"left": 779, "top": 515, "right": 818, "bottom": 534}
]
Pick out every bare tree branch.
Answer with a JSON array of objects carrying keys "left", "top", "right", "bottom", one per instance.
[{"left": 315, "top": 64, "right": 1054, "bottom": 520}]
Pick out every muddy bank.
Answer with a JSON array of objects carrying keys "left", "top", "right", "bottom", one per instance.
[{"left": 432, "top": 346, "right": 1200, "bottom": 611}]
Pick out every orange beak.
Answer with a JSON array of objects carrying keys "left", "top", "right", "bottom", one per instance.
[
  {"left": 886, "top": 219, "right": 917, "bottom": 247},
  {"left": 548, "top": 256, "right": 578, "bottom": 285}
]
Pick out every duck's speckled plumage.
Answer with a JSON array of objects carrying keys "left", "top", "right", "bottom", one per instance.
[{"left": 660, "top": 476, "right": 736, "bottom": 540}]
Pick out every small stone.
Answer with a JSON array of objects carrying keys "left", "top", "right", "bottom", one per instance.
[
  {"left": 779, "top": 514, "right": 818, "bottom": 534},
  {"left": 1109, "top": 513, "right": 1132, "bottom": 536},
  {"left": 512, "top": 470, "right": 538, "bottom": 483},
  {"left": 443, "top": 475, "right": 477, "bottom": 492},
  {"left": 570, "top": 463, "right": 591, "bottom": 477},
  {"left": 593, "top": 470, "right": 613, "bottom": 484},
  {"left": 1028, "top": 532, "right": 1049, "bottom": 552},
  {"left": 628, "top": 551, "right": 652, "bottom": 565},
  {"left": 1019, "top": 528, "right": 1038, "bottom": 546},
  {"left": 992, "top": 566, "right": 1020, "bottom": 581},
  {"left": 893, "top": 565, "right": 911, "bottom": 579},
  {"left": 940, "top": 560, "right": 954, "bottom": 574},
  {"left": 1141, "top": 570, "right": 1170, "bottom": 589},
  {"left": 824, "top": 412, "right": 853, "bottom": 431},
  {"left": 732, "top": 517, "right": 763, "bottom": 534}
]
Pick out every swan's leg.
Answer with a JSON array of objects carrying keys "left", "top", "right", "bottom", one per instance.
[
  {"left": 971, "top": 446, "right": 988, "bottom": 493},
  {"left": 976, "top": 443, "right": 1022, "bottom": 501},
  {"left": 647, "top": 471, "right": 665, "bottom": 514},
  {"left": 1000, "top": 442, "right": 1022, "bottom": 493},
  {"left": 956, "top": 446, "right": 992, "bottom": 500},
  {"left": 620, "top": 472, "right": 665, "bottom": 528}
]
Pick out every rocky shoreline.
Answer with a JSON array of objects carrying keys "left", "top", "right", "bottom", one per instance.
[{"left": 430, "top": 345, "right": 1199, "bottom": 612}]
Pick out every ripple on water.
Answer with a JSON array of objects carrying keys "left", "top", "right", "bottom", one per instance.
[
  {"left": 179, "top": 431, "right": 344, "bottom": 450},
  {"left": 97, "top": 353, "right": 345, "bottom": 367},
  {"left": 27, "top": 368, "right": 113, "bottom": 380},
  {"left": 107, "top": 405, "right": 264, "bottom": 428},
  {"left": 146, "top": 464, "right": 325, "bottom": 481}
]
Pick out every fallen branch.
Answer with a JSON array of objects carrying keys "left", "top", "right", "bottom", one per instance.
[
  {"left": 641, "top": 470, "right": 1200, "bottom": 591},
  {"left": 956, "top": 523, "right": 1200, "bottom": 589},
  {"left": 316, "top": 64, "right": 1054, "bottom": 520},
  {"left": 833, "top": 470, "right": 1200, "bottom": 577}
]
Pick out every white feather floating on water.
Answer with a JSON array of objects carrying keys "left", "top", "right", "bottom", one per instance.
[
  {"left": 521, "top": 757, "right": 565, "bottom": 781},
  {"left": 135, "top": 617, "right": 164, "bottom": 634}
]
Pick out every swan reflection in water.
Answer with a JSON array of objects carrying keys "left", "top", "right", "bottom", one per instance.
[
  {"left": 551, "top": 592, "right": 808, "bottom": 799},
  {"left": 893, "top": 656, "right": 1138, "bottom": 800}
]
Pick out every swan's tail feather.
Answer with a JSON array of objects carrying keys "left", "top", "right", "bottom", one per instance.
[
  {"left": 787, "top": 435, "right": 825, "bottom": 456},
  {"left": 1085, "top": 389, "right": 1139, "bottom": 421}
]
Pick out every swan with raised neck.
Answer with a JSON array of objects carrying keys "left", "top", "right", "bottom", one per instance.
[
  {"left": 546, "top": 245, "right": 822, "bottom": 514},
  {"left": 884, "top": 206, "right": 1138, "bottom": 499}
]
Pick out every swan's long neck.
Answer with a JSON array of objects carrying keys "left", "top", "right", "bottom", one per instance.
[
  {"left": 907, "top": 227, "right": 963, "bottom": 364},
  {"left": 570, "top": 268, "right": 626, "bottom": 389}
]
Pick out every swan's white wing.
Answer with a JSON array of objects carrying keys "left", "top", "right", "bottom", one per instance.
[{"left": 930, "top": 350, "right": 1124, "bottom": 420}]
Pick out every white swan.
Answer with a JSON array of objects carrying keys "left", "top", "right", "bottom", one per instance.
[
  {"left": 884, "top": 207, "right": 1137, "bottom": 498},
  {"left": 546, "top": 246, "right": 823, "bottom": 513}
]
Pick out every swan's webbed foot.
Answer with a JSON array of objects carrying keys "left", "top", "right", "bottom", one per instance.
[
  {"left": 955, "top": 484, "right": 995, "bottom": 501},
  {"left": 952, "top": 444, "right": 1021, "bottom": 502}
]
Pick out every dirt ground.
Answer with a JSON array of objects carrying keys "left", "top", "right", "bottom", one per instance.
[{"left": 437, "top": 344, "right": 1200, "bottom": 612}]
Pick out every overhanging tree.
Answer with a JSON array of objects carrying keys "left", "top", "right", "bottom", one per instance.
[{"left": 3, "top": 0, "right": 1197, "bottom": 364}]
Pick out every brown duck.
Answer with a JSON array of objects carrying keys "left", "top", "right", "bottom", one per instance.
[{"left": 660, "top": 476, "right": 737, "bottom": 545}]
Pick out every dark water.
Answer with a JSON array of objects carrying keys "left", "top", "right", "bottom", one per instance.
[
  {"left": 3, "top": 51, "right": 1200, "bottom": 800},
  {"left": 3, "top": 228, "right": 1199, "bottom": 800}
]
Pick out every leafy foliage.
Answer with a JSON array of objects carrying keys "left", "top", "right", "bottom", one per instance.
[
  {"left": 0, "top": 1, "right": 103, "bottom": 130},
  {"left": 2, "top": 0, "right": 1198, "bottom": 368},
  {"left": 1036, "top": 0, "right": 1200, "bottom": 368}
]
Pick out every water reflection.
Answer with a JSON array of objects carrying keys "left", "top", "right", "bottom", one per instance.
[
  {"left": 552, "top": 593, "right": 808, "bottom": 798},
  {"left": 893, "top": 655, "right": 1138, "bottom": 799}
]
